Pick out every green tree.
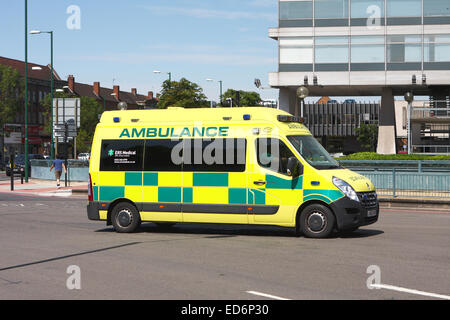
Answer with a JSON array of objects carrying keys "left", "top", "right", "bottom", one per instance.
[
  {"left": 0, "top": 65, "right": 24, "bottom": 134},
  {"left": 355, "top": 123, "right": 378, "bottom": 152},
  {"left": 41, "top": 92, "right": 102, "bottom": 154},
  {"left": 158, "top": 78, "right": 208, "bottom": 109},
  {"left": 223, "top": 89, "right": 261, "bottom": 107}
]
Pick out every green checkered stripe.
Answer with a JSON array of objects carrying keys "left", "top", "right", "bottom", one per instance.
[
  {"left": 93, "top": 172, "right": 304, "bottom": 205},
  {"left": 303, "top": 189, "right": 344, "bottom": 204}
]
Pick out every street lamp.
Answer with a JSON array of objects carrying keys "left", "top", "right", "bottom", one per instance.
[
  {"left": 153, "top": 70, "right": 172, "bottom": 83},
  {"left": 30, "top": 29, "right": 54, "bottom": 160},
  {"left": 206, "top": 78, "right": 223, "bottom": 106},
  {"left": 296, "top": 86, "right": 309, "bottom": 118},
  {"left": 404, "top": 92, "right": 414, "bottom": 155}
]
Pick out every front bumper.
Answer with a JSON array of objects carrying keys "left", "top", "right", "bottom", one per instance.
[{"left": 329, "top": 194, "right": 379, "bottom": 231}]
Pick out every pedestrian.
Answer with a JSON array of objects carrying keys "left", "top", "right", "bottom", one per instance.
[{"left": 50, "top": 155, "right": 67, "bottom": 188}]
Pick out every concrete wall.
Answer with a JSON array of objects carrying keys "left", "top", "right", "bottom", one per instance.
[{"left": 31, "top": 160, "right": 89, "bottom": 182}]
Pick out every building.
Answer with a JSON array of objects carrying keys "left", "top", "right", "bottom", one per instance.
[
  {"left": 0, "top": 56, "right": 155, "bottom": 157},
  {"left": 268, "top": 0, "right": 450, "bottom": 154}
]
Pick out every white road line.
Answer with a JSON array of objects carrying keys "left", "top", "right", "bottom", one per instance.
[
  {"left": 371, "top": 284, "right": 450, "bottom": 300},
  {"left": 246, "top": 291, "right": 291, "bottom": 301}
]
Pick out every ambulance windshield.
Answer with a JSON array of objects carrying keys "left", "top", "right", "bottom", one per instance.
[{"left": 287, "top": 135, "right": 340, "bottom": 170}]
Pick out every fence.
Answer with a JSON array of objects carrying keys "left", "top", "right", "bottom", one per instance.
[{"left": 339, "top": 160, "right": 450, "bottom": 199}]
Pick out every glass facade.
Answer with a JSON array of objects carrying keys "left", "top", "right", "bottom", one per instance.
[
  {"left": 279, "top": 34, "right": 450, "bottom": 71},
  {"left": 279, "top": 0, "right": 450, "bottom": 25}
]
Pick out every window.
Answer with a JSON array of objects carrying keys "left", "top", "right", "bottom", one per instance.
[
  {"left": 256, "top": 138, "right": 296, "bottom": 176},
  {"left": 315, "top": 0, "right": 349, "bottom": 19},
  {"left": 287, "top": 136, "right": 340, "bottom": 170},
  {"left": 424, "top": 35, "right": 450, "bottom": 62},
  {"left": 280, "top": 37, "right": 313, "bottom": 64},
  {"left": 351, "top": 0, "right": 384, "bottom": 19},
  {"left": 143, "top": 139, "right": 246, "bottom": 172},
  {"left": 387, "top": 0, "right": 422, "bottom": 17},
  {"left": 100, "top": 140, "right": 144, "bottom": 172},
  {"left": 424, "top": 0, "right": 450, "bottom": 17},
  {"left": 387, "top": 35, "right": 422, "bottom": 63},
  {"left": 351, "top": 36, "right": 385, "bottom": 63},
  {"left": 183, "top": 139, "right": 246, "bottom": 172},
  {"left": 280, "top": 1, "right": 313, "bottom": 20},
  {"left": 144, "top": 139, "right": 182, "bottom": 172},
  {"left": 315, "top": 36, "right": 349, "bottom": 63}
]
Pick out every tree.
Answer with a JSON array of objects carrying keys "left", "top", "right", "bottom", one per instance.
[
  {"left": 0, "top": 65, "right": 24, "bottom": 134},
  {"left": 41, "top": 92, "right": 103, "bottom": 154},
  {"left": 157, "top": 78, "right": 209, "bottom": 109},
  {"left": 356, "top": 123, "right": 378, "bottom": 152},
  {"left": 223, "top": 89, "right": 261, "bottom": 107}
]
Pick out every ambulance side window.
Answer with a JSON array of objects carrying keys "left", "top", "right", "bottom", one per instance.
[
  {"left": 100, "top": 140, "right": 144, "bottom": 172},
  {"left": 256, "top": 138, "right": 295, "bottom": 176},
  {"left": 143, "top": 140, "right": 182, "bottom": 172}
]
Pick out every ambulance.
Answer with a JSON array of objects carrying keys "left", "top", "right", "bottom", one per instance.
[{"left": 87, "top": 107, "right": 379, "bottom": 238}]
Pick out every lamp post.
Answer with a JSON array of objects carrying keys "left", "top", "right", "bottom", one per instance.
[
  {"left": 24, "top": 0, "right": 29, "bottom": 182},
  {"left": 296, "top": 86, "right": 309, "bottom": 118},
  {"left": 30, "top": 29, "right": 54, "bottom": 160},
  {"left": 153, "top": 70, "right": 172, "bottom": 83},
  {"left": 206, "top": 78, "right": 223, "bottom": 106},
  {"left": 404, "top": 92, "right": 414, "bottom": 155}
]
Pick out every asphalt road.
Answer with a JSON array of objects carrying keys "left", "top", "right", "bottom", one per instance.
[{"left": 0, "top": 193, "right": 449, "bottom": 300}]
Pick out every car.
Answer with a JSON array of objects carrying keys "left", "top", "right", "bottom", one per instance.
[
  {"left": 6, "top": 154, "right": 45, "bottom": 177},
  {"left": 327, "top": 99, "right": 338, "bottom": 104}
]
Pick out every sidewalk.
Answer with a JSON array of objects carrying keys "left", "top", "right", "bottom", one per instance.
[{"left": 0, "top": 178, "right": 87, "bottom": 197}]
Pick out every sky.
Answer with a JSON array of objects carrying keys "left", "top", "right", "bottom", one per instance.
[{"left": 0, "top": 0, "right": 280, "bottom": 102}]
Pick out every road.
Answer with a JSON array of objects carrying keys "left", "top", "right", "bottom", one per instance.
[{"left": 0, "top": 193, "right": 449, "bottom": 300}]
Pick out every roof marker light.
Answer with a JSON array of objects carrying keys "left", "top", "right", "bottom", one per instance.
[
  {"left": 243, "top": 114, "right": 251, "bottom": 121},
  {"left": 113, "top": 117, "right": 120, "bottom": 123}
]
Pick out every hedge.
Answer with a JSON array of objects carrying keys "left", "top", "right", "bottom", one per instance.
[{"left": 336, "top": 152, "right": 450, "bottom": 161}]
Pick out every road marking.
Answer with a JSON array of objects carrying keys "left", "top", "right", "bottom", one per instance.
[
  {"left": 246, "top": 291, "right": 291, "bottom": 301},
  {"left": 370, "top": 284, "right": 450, "bottom": 300}
]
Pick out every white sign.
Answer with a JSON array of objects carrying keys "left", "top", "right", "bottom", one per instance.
[
  {"left": 53, "top": 98, "right": 81, "bottom": 128},
  {"left": 4, "top": 132, "right": 22, "bottom": 144}
]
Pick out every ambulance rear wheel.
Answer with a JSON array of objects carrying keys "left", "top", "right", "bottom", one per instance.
[
  {"left": 299, "top": 204, "right": 335, "bottom": 238},
  {"left": 111, "top": 202, "right": 141, "bottom": 233}
]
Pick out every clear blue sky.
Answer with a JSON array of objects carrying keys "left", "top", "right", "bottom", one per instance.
[{"left": 1, "top": 0, "right": 280, "bottom": 102}]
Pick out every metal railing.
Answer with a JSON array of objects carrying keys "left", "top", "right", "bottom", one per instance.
[{"left": 339, "top": 160, "right": 450, "bottom": 199}]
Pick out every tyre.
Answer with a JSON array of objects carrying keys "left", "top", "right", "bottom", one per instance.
[
  {"left": 111, "top": 202, "right": 141, "bottom": 233},
  {"left": 298, "top": 203, "right": 336, "bottom": 239}
]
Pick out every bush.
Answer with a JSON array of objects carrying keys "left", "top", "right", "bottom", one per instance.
[{"left": 336, "top": 152, "right": 450, "bottom": 161}]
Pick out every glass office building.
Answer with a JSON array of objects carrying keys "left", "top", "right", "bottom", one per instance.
[{"left": 269, "top": 0, "right": 450, "bottom": 154}]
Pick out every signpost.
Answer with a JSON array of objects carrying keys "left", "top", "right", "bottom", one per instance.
[{"left": 53, "top": 98, "right": 80, "bottom": 187}]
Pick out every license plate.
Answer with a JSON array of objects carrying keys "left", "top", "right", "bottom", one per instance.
[{"left": 367, "top": 209, "right": 377, "bottom": 218}]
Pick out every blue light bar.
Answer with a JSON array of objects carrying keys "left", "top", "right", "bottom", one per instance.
[
  {"left": 113, "top": 117, "right": 120, "bottom": 123},
  {"left": 243, "top": 114, "right": 251, "bottom": 121}
]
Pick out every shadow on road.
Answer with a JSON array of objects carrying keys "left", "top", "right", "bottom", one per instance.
[{"left": 96, "top": 223, "right": 384, "bottom": 239}]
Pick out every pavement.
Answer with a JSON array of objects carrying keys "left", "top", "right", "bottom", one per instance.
[
  {"left": 0, "top": 193, "right": 449, "bottom": 300},
  {"left": 0, "top": 175, "right": 87, "bottom": 198}
]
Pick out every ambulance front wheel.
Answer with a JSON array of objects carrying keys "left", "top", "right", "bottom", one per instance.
[
  {"left": 111, "top": 202, "right": 141, "bottom": 233},
  {"left": 298, "top": 204, "right": 336, "bottom": 239}
]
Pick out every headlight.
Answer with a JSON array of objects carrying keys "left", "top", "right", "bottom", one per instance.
[{"left": 333, "top": 177, "right": 359, "bottom": 202}]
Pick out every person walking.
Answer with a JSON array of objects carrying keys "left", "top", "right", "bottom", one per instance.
[{"left": 50, "top": 155, "right": 67, "bottom": 188}]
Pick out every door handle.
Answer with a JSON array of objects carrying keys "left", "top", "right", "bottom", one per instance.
[{"left": 254, "top": 180, "right": 267, "bottom": 186}]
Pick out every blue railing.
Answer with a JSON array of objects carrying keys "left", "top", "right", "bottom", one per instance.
[{"left": 339, "top": 160, "right": 450, "bottom": 199}]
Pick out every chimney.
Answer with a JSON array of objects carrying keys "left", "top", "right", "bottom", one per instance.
[
  {"left": 68, "top": 75, "right": 75, "bottom": 92},
  {"left": 113, "top": 85, "right": 120, "bottom": 100},
  {"left": 131, "top": 88, "right": 137, "bottom": 96},
  {"left": 93, "top": 82, "right": 101, "bottom": 97},
  {"left": 148, "top": 91, "right": 154, "bottom": 100}
]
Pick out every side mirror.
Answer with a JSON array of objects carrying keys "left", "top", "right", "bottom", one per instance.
[{"left": 287, "top": 157, "right": 303, "bottom": 178}]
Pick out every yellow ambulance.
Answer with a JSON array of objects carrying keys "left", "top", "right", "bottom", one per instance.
[{"left": 87, "top": 107, "right": 379, "bottom": 238}]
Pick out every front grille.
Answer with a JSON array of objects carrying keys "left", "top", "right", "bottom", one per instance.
[{"left": 358, "top": 191, "right": 378, "bottom": 208}]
